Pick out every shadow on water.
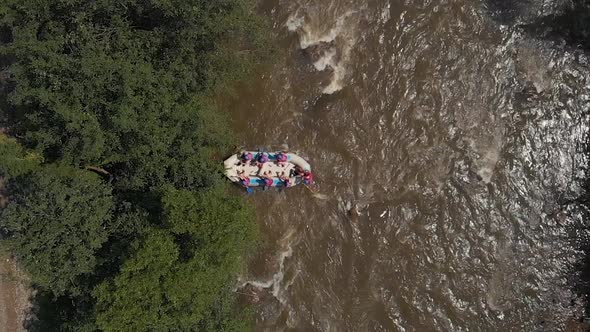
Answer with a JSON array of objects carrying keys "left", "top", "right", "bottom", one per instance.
[
  {"left": 485, "top": 0, "right": 590, "bottom": 51},
  {"left": 564, "top": 100, "right": 590, "bottom": 326},
  {"left": 521, "top": 0, "right": 590, "bottom": 51},
  {"left": 484, "top": 0, "right": 536, "bottom": 25},
  {"left": 485, "top": 0, "right": 590, "bottom": 325},
  {"left": 575, "top": 136, "right": 590, "bottom": 321},
  {"left": 575, "top": 241, "right": 590, "bottom": 313}
]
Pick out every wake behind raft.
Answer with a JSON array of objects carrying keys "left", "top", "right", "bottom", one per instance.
[{"left": 224, "top": 151, "right": 314, "bottom": 192}]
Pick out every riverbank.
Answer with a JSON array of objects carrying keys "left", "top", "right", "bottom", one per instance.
[
  {"left": 0, "top": 1, "right": 271, "bottom": 330},
  {"left": 0, "top": 250, "right": 30, "bottom": 332}
]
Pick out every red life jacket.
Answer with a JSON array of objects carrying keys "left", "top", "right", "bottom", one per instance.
[{"left": 303, "top": 172, "right": 314, "bottom": 184}]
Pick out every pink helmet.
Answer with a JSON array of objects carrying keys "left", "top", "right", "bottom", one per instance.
[{"left": 242, "top": 152, "right": 253, "bottom": 161}]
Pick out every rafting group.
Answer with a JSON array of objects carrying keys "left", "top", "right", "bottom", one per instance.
[{"left": 223, "top": 150, "right": 314, "bottom": 192}]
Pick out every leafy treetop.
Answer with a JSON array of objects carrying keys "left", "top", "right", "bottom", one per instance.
[{"left": 1, "top": 164, "right": 114, "bottom": 296}]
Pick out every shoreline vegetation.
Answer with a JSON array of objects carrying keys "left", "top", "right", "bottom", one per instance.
[{"left": 0, "top": 1, "right": 272, "bottom": 330}]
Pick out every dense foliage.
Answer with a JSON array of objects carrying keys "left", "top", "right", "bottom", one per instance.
[
  {"left": 0, "top": 0, "right": 267, "bottom": 330},
  {"left": 95, "top": 188, "right": 256, "bottom": 331},
  {"left": 0, "top": 134, "right": 41, "bottom": 178},
  {"left": 1, "top": 164, "right": 114, "bottom": 296},
  {"left": 1, "top": 0, "right": 265, "bottom": 190}
]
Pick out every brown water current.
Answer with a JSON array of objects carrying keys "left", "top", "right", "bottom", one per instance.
[{"left": 222, "top": 0, "right": 590, "bottom": 330}]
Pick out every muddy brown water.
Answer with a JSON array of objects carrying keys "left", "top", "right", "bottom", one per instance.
[{"left": 222, "top": 0, "right": 590, "bottom": 330}]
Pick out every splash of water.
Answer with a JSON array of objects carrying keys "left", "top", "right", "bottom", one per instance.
[
  {"left": 239, "top": 229, "right": 299, "bottom": 305},
  {"left": 285, "top": 10, "right": 361, "bottom": 94}
]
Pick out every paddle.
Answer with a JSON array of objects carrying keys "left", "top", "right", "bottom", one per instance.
[{"left": 304, "top": 184, "right": 329, "bottom": 200}]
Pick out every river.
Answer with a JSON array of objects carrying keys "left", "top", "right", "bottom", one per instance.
[{"left": 223, "top": 0, "right": 590, "bottom": 330}]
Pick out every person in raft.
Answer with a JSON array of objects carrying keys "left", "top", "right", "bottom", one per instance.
[
  {"left": 240, "top": 151, "right": 254, "bottom": 165},
  {"left": 238, "top": 170, "right": 250, "bottom": 187},
  {"left": 256, "top": 152, "right": 269, "bottom": 167},
  {"left": 262, "top": 171, "right": 274, "bottom": 190},
  {"left": 276, "top": 152, "right": 288, "bottom": 167},
  {"left": 278, "top": 171, "right": 292, "bottom": 187},
  {"left": 303, "top": 170, "right": 314, "bottom": 185}
]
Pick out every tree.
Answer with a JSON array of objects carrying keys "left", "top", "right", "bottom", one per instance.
[
  {"left": 0, "top": 133, "right": 41, "bottom": 179},
  {"left": 95, "top": 186, "right": 257, "bottom": 331},
  {"left": 1, "top": 164, "right": 114, "bottom": 296},
  {"left": 0, "top": 0, "right": 268, "bottom": 329},
  {"left": 0, "top": 0, "right": 269, "bottom": 191}
]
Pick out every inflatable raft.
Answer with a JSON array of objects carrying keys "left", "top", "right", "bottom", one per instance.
[{"left": 224, "top": 151, "right": 312, "bottom": 188}]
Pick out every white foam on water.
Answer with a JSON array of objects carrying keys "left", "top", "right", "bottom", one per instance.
[
  {"left": 239, "top": 230, "right": 298, "bottom": 305},
  {"left": 286, "top": 13, "right": 344, "bottom": 50},
  {"left": 312, "top": 47, "right": 337, "bottom": 71},
  {"left": 380, "top": 3, "right": 391, "bottom": 24},
  {"left": 286, "top": 16, "right": 330, "bottom": 49},
  {"left": 476, "top": 147, "right": 501, "bottom": 184},
  {"left": 312, "top": 192, "right": 330, "bottom": 200},
  {"left": 243, "top": 245, "right": 293, "bottom": 300},
  {"left": 286, "top": 10, "right": 360, "bottom": 94},
  {"left": 323, "top": 62, "right": 347, "bottom": 94},
  {"left": 286, "top": 15, "right": 304, "bottom": 32},
  {"left": 322, "top": 11, "right": 358, "bottom": 94},
  {"left": 470, "top": 129, "right": 503, "bottom": 184}
]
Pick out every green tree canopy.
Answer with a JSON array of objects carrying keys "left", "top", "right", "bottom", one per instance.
[
  {"left": 0, "top": 133, "right": 41, "bottom": 179},
  {"left": 0, "top": 0, "right": 267, "bottom": 190},
  {"left": 95, "top": 186, "right": 256, "bottom": 331},
  {"left": 0, "top": 0, "right": 268, "bottom": 329},
  {"left": 1, "top": 164, "right": 114, "bottom": 296}
]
